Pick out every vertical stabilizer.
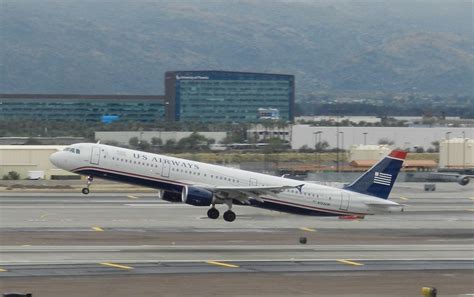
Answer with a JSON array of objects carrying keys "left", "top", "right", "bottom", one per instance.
[{"left": 344, "top": 150, "right": 407, "bottom": 199}]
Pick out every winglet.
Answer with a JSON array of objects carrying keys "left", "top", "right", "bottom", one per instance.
[{"left": 295, "top": 184, "right": 304, "bottom": 193}]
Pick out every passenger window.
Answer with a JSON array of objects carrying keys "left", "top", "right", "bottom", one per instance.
[{"left": 75, "top": 149, "right": 80, "bottom": 154}]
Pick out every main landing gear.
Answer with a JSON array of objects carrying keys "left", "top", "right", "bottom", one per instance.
[
  {"left": 207, "top": 207, "right": 219, "bottom": 219},
  {"left": 81, "top": 176, "right": 93, "bottom": 195},
  {"left": 206, "top": 199, "right": 236, "bottom": 222}
]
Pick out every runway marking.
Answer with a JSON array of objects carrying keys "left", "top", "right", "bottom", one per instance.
[
  {"left": 0, "top": 268, "right": 7, "bottom": 272},
  {"left": 127, "top": 195, "right": 139, "bottom": 199},
  {"left": 21, "top": 245, "right": 31, "bottom": 247},
  {"left": 299, "top": 227, "right": 316, "bottom": 232},
  {"left": 92, "top": 227, "right": 104, "bottom": 232},
  {"left": 469, "top": 197, "right": 474, "bottom": 200},
  {"left": 399, "top": 196, "right": 409, "bottom": 201},
  {"left": 337, "top": 259, "right": 364, "bottom": 266},
  {"left": 100, "top": 262, "right": 133, "bottom": 270},
  {"left": 206, "top": 261, "right": 240, "bottom": 268},
  {"left": 466, "top": 209, "right": 474, "bottom": 212}
]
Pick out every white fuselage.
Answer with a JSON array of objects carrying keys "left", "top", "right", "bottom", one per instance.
[{"left": 50, "top": 143, "right": 402, "bottom": 216}]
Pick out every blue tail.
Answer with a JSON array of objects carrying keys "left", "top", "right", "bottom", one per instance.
[{"left": 344, "top": 150, "right": 407, "bottom": 199}]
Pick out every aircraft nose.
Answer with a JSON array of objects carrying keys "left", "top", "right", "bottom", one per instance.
[{"left": 49, "top": 151, "right": 61, "bottom": 167}]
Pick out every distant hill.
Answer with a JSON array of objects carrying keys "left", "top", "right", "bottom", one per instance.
[{"left": 1, "top": 0, "right": 472, "bottom": 95}]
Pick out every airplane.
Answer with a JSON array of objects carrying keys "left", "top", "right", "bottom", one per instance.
[
  {"left": 426, "top": 172, "right": 473, "bottom": 186},
  {"left": 49, "top": 143, "right": 407, "bottom": 222}
]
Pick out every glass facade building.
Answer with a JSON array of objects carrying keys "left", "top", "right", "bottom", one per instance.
[
  {"left": 165, "top": 71, "right": 295, "bottom": 122},
  {"left": 0, "top": 94, "right": 165, "bottom": 122},
  {"left": 1, "top": 71, "right": 295, "bottom": 123}
]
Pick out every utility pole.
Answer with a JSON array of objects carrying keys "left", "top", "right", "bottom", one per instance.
[
  {"left": 339, "top": 131, "right": 344, "bottom": 169},
  {"left": 462, "top": 131, "right": 466, "bottom": 170},
  {"left": 313, "top": 131, "right": 322, "bottom": 172},
  {"left": 336, "top": 125, "right": 340, "bottom": 173},
  {"left": 445, "top": 131, "right": 451, "bottom": 169}
]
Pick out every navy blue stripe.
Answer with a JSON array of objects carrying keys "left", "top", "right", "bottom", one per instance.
[{"left": 250, "top": 200, "right": 339, "bottom": 216}]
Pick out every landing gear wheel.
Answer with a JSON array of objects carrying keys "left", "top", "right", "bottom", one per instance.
[
  {"left": 207, "top": 208, "right": 220, "bottom": 219},
  {"left": 223, "top": 210, "right": 236, "bottom": 222},
  {"left": 82, "top": 175, "right": 93, "bottom": 195}
]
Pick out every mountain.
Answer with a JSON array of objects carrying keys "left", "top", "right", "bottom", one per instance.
[{"left": 1, "top": 0, "right": 472, "bottom": 95}]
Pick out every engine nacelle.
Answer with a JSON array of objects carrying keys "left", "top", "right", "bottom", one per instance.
[
  {"left": 457, "top": 175, "right": 470, "bottom": 186},
  {"left": 181, "top": 186, "right": 214, "bottom": 206},
  {"left": 159, "top": 190, "right": 182, "bottom": 203}
]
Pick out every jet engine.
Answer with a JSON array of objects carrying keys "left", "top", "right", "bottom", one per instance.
[
  {"left": 181, "top": 186, "right": 214, "bottom": 206},
  {"left": 457, "top": 175, "right": 470, "bottom": 186},
  {"left": 159, "top": 190, "right": 182, "bottom": 203}
]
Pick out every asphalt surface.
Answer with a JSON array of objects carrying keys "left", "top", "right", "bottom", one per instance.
[{"left": 0, "top": 182, "right": 473, "bottom": 296}]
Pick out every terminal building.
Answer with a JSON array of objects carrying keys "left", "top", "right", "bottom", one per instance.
[{"left": 1, "top": 71, "right": 295, "bottom": 123}]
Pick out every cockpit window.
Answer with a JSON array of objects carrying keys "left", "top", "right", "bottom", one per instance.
[{"left": 63, "top": 147, "right": 80, "bottom": 154}]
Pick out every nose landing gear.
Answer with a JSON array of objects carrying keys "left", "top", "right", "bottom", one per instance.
[{"left": 81, "top": 176, "right": 93, "bottom": 195}]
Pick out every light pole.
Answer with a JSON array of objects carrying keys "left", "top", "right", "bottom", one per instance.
[
  {"left": 339, "top": 131, "right": 345, "bottom": 151},
  {"left": 445, "top": 131, "right": 451, "bottom": 169},
  {"left": 313, "top": 131, "right": 322, "bottom": 171},
  {"left": 339, "top": 131, "right": 345, "bottom": 169},
  {"left": 462, "top": 131, "right": 466, "bottom": 170},
  {"left": 363, "top": 132, "right": 368, "bottom": 145},
  {"left": 336, "top": 125, "right": 340, "bottom": 173}
]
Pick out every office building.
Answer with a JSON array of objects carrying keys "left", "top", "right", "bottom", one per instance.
[{"left": 165, "top": 71, "right": 294, "bottom": 122}]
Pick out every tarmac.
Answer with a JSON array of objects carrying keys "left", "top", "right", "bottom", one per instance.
[{"left": 0, "top": 181, "right": 473, "bottom": 296}]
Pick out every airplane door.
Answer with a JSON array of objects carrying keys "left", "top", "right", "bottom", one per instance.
[
  {"left": 161, "top": 162, "right": 170, "bottom": 178},
  {"left": 340, "top": 192, "right": 350, "bottom": 211},
  {"left": 249, "top": 178, "right": 258, "bottom": 186},
  {"left": 90, "top": 146, "right": 101, "bottom": 165}
]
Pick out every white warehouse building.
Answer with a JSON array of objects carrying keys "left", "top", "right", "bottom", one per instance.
[
  {"left": 95, "top": 131, "right": 227, "bottom": 146},
  {"left": 0, "top": 145, "right": 72, "bottom": 179},
  {"left": 439, "top": 138, "right": 474, "bottom": 169},
  {"left": 291, "top": 125, "right": 473, "bottom": 151}
]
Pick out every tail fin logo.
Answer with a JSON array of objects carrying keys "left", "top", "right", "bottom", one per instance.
[{"left": 374, "top": 172, "right": 392, "bottom": 186}]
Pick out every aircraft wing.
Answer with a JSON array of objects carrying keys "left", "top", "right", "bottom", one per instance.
[
  {"left": 213, "top": 184, "right": 304, "bottom": 204},
  {"left": 182, "top": 181, "right": 304, "bottom": 204}
]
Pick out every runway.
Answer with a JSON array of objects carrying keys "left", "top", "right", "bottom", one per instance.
[{"left": 0, "top": 182, "right": 473, "bottom": 296}]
